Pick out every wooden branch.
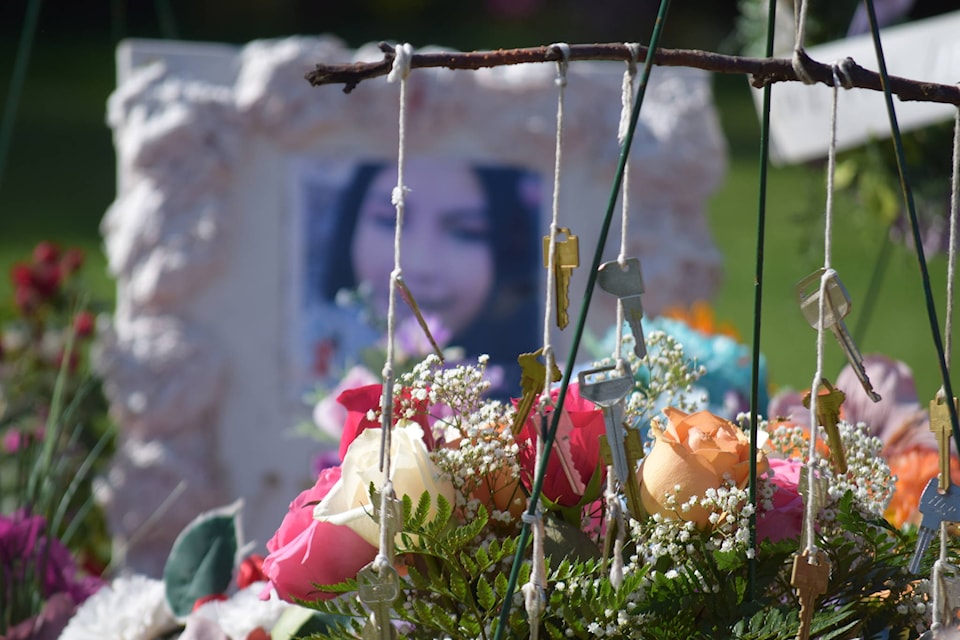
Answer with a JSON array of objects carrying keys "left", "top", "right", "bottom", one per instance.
[{"left": 306, "top": 41, "right": 960, "bottom": 107}]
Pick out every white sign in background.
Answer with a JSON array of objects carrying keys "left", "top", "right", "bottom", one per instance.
[{"left": 755, "top": 9, "right": 960, "bottom": 164}]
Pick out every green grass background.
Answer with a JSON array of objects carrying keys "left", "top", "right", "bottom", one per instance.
[{"left": 1, "top": 35, "right": 955, "bottom": 404}]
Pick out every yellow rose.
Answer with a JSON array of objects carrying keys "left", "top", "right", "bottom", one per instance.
[
  {"left": 313, "top": 421, "right": 455, "bottom": 547},
  {"left": 639, "top": 407, "right": 768, "bottom": 527}
]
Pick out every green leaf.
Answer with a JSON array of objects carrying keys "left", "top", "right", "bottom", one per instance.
[
  {"left": 476, "top": 575, "right": 495, "bottom": 610},
  {"left": 543, "top": 516, "right": 602, "bottom": 563},
  {"left": 163, "top": 500, "right": 243, "bottom": 617},
  {"left": 449, "top": 568, "right": 468, "bottom": 601},
  {"left": 494, "top": 571, "right": 509, "bottom": 597}
]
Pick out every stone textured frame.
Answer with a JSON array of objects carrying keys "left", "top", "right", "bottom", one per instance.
[{"left": 98, "top": 35, "right": 726, "bottom": 574}]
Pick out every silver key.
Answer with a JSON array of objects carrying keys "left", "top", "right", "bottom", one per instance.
[
  {"left": 909, "top": 478, "right": 960, "bottom": 574},
  {"left": 796, "top": 269, "right": 881, "bottom": 402},
  {"left": 597, "top": 258, "right": 647, "bottom": 359},
  {"left": 578, "top": 361, "right": 635, "bottom": 484},
  {"left": 358, "top": 564, "right": 399, "bottom": 640}
]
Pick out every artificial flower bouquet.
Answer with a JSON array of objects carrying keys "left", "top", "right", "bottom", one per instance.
[{"left": 253, "top": 329, "right": 937, "bottom": 639}]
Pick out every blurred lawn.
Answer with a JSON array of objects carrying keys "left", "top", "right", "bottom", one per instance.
[
  {"left": 710, "top": 74, "right": 955, "bottom": 399},
  {"left": 1, "top": 37, "right": 954, "bottom": 403}
]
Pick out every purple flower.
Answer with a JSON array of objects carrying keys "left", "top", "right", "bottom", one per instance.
[
  {"left": 0, "top": 511, "right": 105, "bottom": 606},
  {"left": 394, "top": 313, "right": 451, "bottom": 360}
]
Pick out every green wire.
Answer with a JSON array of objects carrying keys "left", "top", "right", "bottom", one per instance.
[
  {"left": 748, "top": 0, "right": 778, "bottom": 605},
  {"left": 492, "top": 2, "right": 674, "bottom": 637},
  {"left": 861, "top": 0, "right": 960, "bottom": 460},
  {"left": 0, "top": 0, "right": 43, "bottom": 194},
  {"left": 154, "top": 0, "right": 180, "bottom": 40}
]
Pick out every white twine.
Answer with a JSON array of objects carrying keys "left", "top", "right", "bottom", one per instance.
[
  {"left": 803, "top": 65, "right": 842, "bottom": 556},
  {"left": 791, "top": 0, "right": 815, "bottom": 84},
  {"left": 605, "top": 465, "right": 626, "bottom": 588},
  {"left": 613, "top": 44, "right": 639, "bottom": 360},
  {"left": 524, "top": 44, "right": 570, "bottom": 636},
  {"left": 932, "top": 106, "right": 960, "bottom": 631},
  {"left": 522, "top": 433, "right": 548, "bottom": 640},
  {"left": 540, "top": 42, "right": 570, "bottom": 403},
  {"left": 373, "top": 41, "right": 414, "bottom": 579},
  {"left": 945, "top": 109, "right": 960, "bottom": 375}
]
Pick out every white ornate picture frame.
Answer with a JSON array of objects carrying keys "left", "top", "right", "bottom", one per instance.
[{"left": 98, "top": 35, "right": 726, "bottom": 573}]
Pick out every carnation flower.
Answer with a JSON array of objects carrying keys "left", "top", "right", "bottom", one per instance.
[
  {"left": 59, "top": 575, "right": 177, "bottom": 640},
  {"left": 190, "top": 582, "right": 292, "bottom": 640}
]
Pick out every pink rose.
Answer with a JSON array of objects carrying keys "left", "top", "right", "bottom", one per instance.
[
  {"left": 756, "top": 458, "right": 804, "bottom": 543},
  {"left": 516, "top": 383, "right": 606, "bottom": 507},
  {"left": 261, "top": 467, "right": 376, "bottom": 602}
]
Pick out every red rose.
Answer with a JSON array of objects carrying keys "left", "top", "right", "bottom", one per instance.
[
  {"left": 336, "top": 384, "right": 433, "bottom": 461},
  {"left": 260, "top": 467, "right": 377, "bottom": 603},
  {"left": 60, "top": 248, "right": 85, "bottom": 276},
  {"left": 73, "top": 311, "right": 95, "bottom": 338},
  {"left": 33, "top": 241, "right": 60, "bottom": 265},
  {"left": 236, "top": 554, "right": 266, "bottom": 589},
  {"left": 516, "top": 383, "right": 606, "bottom": 507},
  {"left": 10, "top": 263, "right": 32, "bottom": 287}
]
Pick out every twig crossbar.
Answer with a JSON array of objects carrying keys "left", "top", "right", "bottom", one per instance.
[{"left": 307, "top": 41, "right": 960, "bottom": 106}]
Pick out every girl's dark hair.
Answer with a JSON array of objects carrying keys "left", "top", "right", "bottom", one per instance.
[{"left": 318, "top": 160, "right": 542, "bottom": 389}]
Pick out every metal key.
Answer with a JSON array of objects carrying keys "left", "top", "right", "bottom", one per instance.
[
  {"left": 579, "top": 361, "right": 635, "bottom": 485},
  {"left": 600, "top": 428, "right": 645, "bottom": 518},
  {"left": 512, "top": 348, "right": 561, "bottom": 435},
  {"left": 543, "top": 228, "right": 579, "bottom": 330},
  {"left": 358, "top": 564, "right": 400, "bottom": 640},
  {"left": 791, "top": 548, "right": 831, "bottom": 640},
  {"left": 930, "top": 395, "right": 958, "bottom": 492},
  {"left": 802, "top": 379, "right": 847, "bottom": 474},
  {"left": 796, "top": 269, "right": 881, "bottom": 402},
  {"left": 597, "top": 258, "right": 647, "bottom": 358},
  {"left": 909, "top": 478, "right": 960, "bottom": 574}
]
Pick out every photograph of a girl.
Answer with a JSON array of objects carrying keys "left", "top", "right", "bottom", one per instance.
[{"left": 296, "top": 156, "right": 542, "bottom": 396}]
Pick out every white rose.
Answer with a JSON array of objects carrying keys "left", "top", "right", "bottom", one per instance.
[{"left": 313, "top": 421, "right": 454, "bottom": 547}]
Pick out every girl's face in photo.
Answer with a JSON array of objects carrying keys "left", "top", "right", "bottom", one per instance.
[{"left": 351, "top": 158, "right": 495, "bottom": 336}]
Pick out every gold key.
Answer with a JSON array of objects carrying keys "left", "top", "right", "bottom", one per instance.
[
  {"left": 791, "top": 548, "right": 831, "bottom": 640},
  {"left": 512, "top": 348, "right": 561, "bottom": 435},
  {"left": 802, "top": 379, "right": 847, "bottom": 474},
  {"left": 544, "top": 228, "right": 579, "bottom": 329},
  {"left": 930, "top": 395, "right": 958, "bottom": 492}
]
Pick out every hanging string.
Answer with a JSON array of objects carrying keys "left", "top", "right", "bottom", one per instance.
[
  {"left": 944, "top": 110, "right": 960, "bottom": 378},
  {"left": 803, "top": 64, "right": 843, "bottom": 555},
  {"left": 521, "top": 424, "right": 549, "bottom": 640},
  {"left": 373, "top": 41, "right": 413, "bottom": 578},
  {"left": 523, "top": 43, "right": 570, "bottom": 639},
  {"left": 931, "top": 107, "right": 960, "bottom": 634},
  {"left": 791, "top": 0, "right": 815, "bottom": 84},
  {"left": 604, "top": 465, "right": 626, "bottom": 587},
  {"left": 541, "top": 42, "right": 570, "bottom": 402},
  {"left": 613, "top": 43, "right": 639, "bottom": 360},
  {"left": 494, "top": 2, "right": 674, "bottom": 636}
]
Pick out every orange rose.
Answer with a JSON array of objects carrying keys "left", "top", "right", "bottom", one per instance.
[{"left": 639, "top": 407, "right": 768, "bottom": 527}]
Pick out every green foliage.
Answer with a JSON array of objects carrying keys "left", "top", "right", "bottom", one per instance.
[
  {"left": 0, "top": 242, "right": 114, "bottom": 635},
  {"left": 301, "top": 491, "right": 529, "bottom": 640}
]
